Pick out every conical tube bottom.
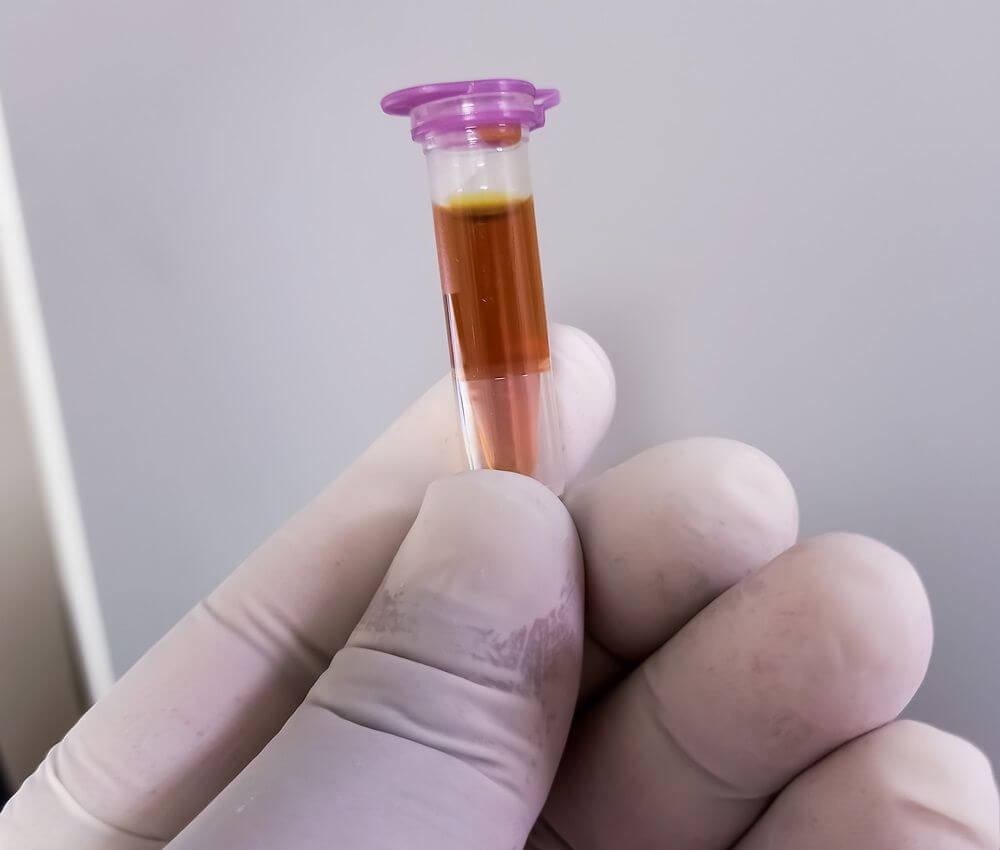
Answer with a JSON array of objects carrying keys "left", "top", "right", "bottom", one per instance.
[{"left": 454, "top": 369, "right": 564, "bottom": 495}]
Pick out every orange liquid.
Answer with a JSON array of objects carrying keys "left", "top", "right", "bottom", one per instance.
[{"left": 432, "top": 195, "right": 551, "bottom": 475}]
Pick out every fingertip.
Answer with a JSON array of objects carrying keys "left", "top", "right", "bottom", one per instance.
[
  {"left": 551, "top": 323, "right": 615, "bottom": 387},
  {"left": 890, "top": 721, "right": 1000, "bottom": 848},
  {"left": 386, "top": 469, "right": 582, "bottom": 634},
  {"left": 736, "top": 720, "right": 999, "bottom": 849},
  {"left": 566, "top": 437, "right": 800, "bottom": 659},
  {"left": 624, "top": 531, "right": 936, "bottom": 798},
  {"left": 794, "top": 532, "right": 934, "bottom": 673},
  {"left": 423, "top": 469, "right": 577, "bottom": 544},
  {"left": 697, "top": 437, "right": 799, "bottom": 550},
  {"left": 549, "top": 324, "right": 616, "bottom": 486},
  {"left": 720, "top": 532, "right": 934, "bottom": 755}
]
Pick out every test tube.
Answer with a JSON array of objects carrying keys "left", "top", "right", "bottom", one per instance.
[{"left": 382, "top": 79, "right": 565, "bottom": 494}]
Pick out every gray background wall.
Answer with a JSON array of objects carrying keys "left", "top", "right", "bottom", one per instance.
[{"left": 1, "top": 1, "right": 997, "bottom": 761}]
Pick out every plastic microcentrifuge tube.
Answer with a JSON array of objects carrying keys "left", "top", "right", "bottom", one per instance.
[{"left": 381, "top": 79, "right": 565, "bottom": 494}]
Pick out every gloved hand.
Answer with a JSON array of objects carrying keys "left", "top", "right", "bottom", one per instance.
[{"left": 2, "top": 325, "right": 997, "bottom": 849}]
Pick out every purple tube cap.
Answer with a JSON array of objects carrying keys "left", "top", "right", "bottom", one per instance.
[{"left": 381, "top": 78, "right": 559, "bottom": 141}]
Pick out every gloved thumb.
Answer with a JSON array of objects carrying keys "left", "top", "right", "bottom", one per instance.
[{"left": 166, "top": 471, "right": 583, "bottom": 849}]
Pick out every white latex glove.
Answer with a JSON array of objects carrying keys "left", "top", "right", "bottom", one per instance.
[{"left": 2, "top": 324, "right": 997, "bottom": 849}]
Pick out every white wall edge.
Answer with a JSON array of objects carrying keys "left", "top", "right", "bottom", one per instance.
[{"left": 0, "top": 93, "right": 114, "bottom": 702}]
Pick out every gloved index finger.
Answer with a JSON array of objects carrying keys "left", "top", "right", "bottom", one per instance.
[{"left": 0, "top": 323, "right": 614, "bottom": 850}]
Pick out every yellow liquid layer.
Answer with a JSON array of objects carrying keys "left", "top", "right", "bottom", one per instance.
[{"left": 444, "top": 190, "right": 528, "bottom": 210}]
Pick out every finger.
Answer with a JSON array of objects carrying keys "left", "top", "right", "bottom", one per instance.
[
  {"left": 166, "top": 472, "right": 583, "bottom": 850},
  {"left": 0, "top": 325, "right": 614, "bottom": 849},
  {"left": 568, "top": 438, "right": 798, "bottom": 698},
  {"left": 735, "top": 720, "right": 1000, "bottom": 849},
  {"left": 534, "top": 533, "right": 933, "bottom": 850}
]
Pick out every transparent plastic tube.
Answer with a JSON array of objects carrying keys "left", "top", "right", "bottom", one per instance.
[{"left": 382, "top": 81, "right": 565, "bottom": 493}]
